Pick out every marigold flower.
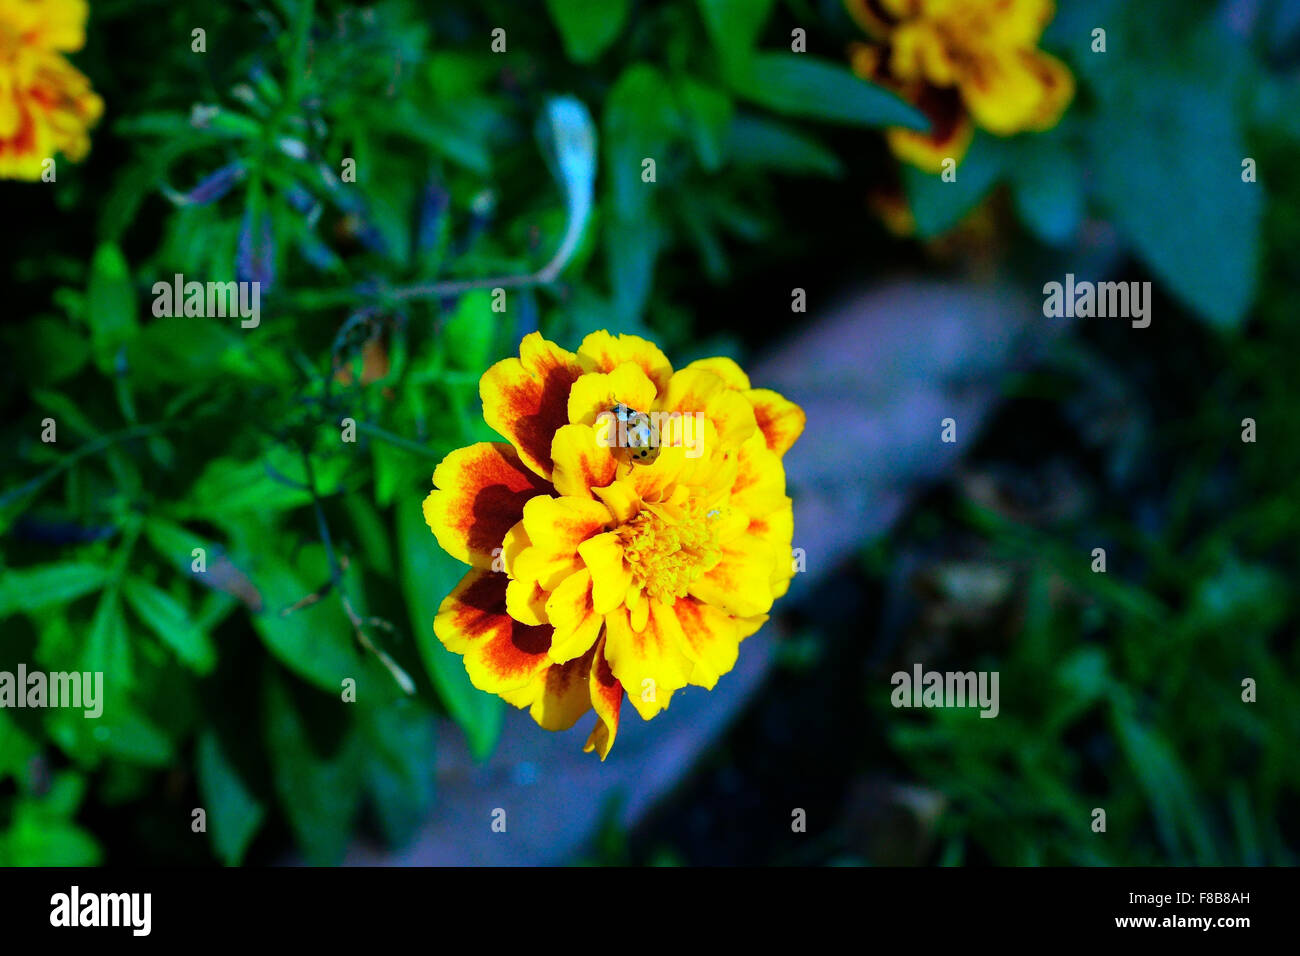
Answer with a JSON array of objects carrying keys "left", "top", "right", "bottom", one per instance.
[
  {"left": 422, "top": 331, "right": 805, "bottom": 758},
  {"left": 0, "top": 0, "right": 103, "bottom": 180},
  {"left": 847, "top": 0, "right": 1073, "bottom": 172}
]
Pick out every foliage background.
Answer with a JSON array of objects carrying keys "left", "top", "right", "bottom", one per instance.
[{"left": 1, "top": 0, "right": 1297, "bottom": 865}]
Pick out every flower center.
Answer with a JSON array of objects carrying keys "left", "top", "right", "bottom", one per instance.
[{"left": 618, "top": 502, "right": 723, "bottom": 603}]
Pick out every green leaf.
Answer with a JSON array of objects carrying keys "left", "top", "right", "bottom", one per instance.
[
  {"left": 80, "top": 588, "right": 132, "bottom": 691},
  {"left": 605, "top": 214, "right": 663, "bottom": 324},
  {"left": 126, "top": 314, "right": 242, "bottom": 386},
  {"left": 442, "top": 289, "right": 496, "bottom": 372},
  {"left": 726, "top": 114, "right": 843, "bottom": 177},
  {"left": 264, "top": 671, "right": 362, "bottom": 865},
  {"left": 1009, "top": 139, "right": 1084, "bottom": 246},
  {"left": 250, "top": 554, "right": 365, "bottom": 694},
  {"left": 604, "top": 64, "right": 681, "bottom": 219},
  {"left": 0, "top": 710, "right": 38, "bottom": 782},
  {"left": 122, "top": 577, "right": 216, "bottom": 674},
  {"left": 196, "top": 729, "right": 265, "bottom": 866},
  {"left": 86, "top": 242, "right": 137, "bottom": 370},
  {"left": 734, "top": 54, "right": 928, "bottom": 130},
  {"left": 545, "top": 0, "right": 630, "bottom": 63},
  {"left": 1090, "top": 66, "right": 1260, "bottom": 328},
  {"left": 675, "top": 77, "right": 733, "bottom": 173},
  {"left": 186, "top": 457, "right": 314, "bottom": 517},
  {"left": 0, "top": 563, "right": 110, "bottom": 617},
  {"left": 697, "top": 0, "right": 775, "bottom": 75},
  {"left": 395, "top": 490, "right": 502, "bottom": 760},
  {"left": 31, "top": 388, "right": 100, "bottom": 438},
  {"left": 1111, "top": 700, "right": 1219, "bottom": 865},
  {"left": 902, "top": 133, "right": 1007, "bottom": 238},
  {"left": 1, "top": 783, "right": 102, "bottom": 866},
  {"left": 359, "top": 701, "right": 436, "bottom": 846},
  {"left": 17, "top": 318, "right": 90, "bottom": 385},
  {"left": 143, "top": 517, "right": 213, "bottom": 573}
]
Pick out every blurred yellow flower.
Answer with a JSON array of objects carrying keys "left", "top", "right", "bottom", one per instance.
[
  {"left": 423, "top": 331, "right": 805, "bottom": 758},
  {"left": 0, "top": 0, "right": 103, "bottom": 180},
  {"left": 847, "top": 0, "right": 1073, "bottom": 173}
]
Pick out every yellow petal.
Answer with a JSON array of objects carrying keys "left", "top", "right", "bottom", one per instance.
[
  {"left": 592, "top": 480, "right": 642, "bottom": 524},
  {"left": 513, "top": 495, "right": 613, "bottom": 589},
  {"left": 887, "top": 112, "right": 975, "bottom": 174},
  {"left": 550, "top": 423, "right": 619, "bottom": 499},
  {"left": 434, "top": 569, "right": 553, "bottom": 695},
  {"left": 655, "top": 366, "right": 758, "bottom": 450},
  {"left": 577, "top": 531, "right": 633, "bottom": 614},
  {"left": 480, "top": 332, "right": 585, "bottom": 479},
  {"left": 528, "top": 647, "right": 596, "bottom": 731},
  {"left": 423, "top": 442, "right": 552, "bottom": 569},
  {"left": 545, "top": 569, "right": 604, "bottom": 664},
  {"left": 673, "top": 597, "right": 744, "bottom": 690},
  {"left": 730, "top": 430, "right": 788, "bottom": 520},
  {"left": 577, "top": 330, "right": 674, "bottom": 395},
  {"left": 682, "top": 356, "right": 750, "bottom": 390},
  {"left": 625, "top": 585, "right": 650, "bottom": 632},
  {"left": 688, "top": 539, "right": 776, "bottom": 618},
  {"left": 602, "top": 601, "right": 691, "bottom": 719},
  {"left": 958, "top": 48, "right": 1052, "bottom": 136},
  {"left": 583, "top": 636, "right": 622, "bottom": 759},
  {"left": 744, "top": 388, "right": 805, "bottom": 458},
  {"left": 749, "top": 504, "right": 796, "bottom": 598},
  {"left": 566, "top": 363, "right": 658, "bottom": 426},
  {"left": 505, "top": 577, "right": 549, "bottom": 626}
]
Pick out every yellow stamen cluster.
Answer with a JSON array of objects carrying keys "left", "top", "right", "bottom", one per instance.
[{"left": 619, "top": 503, "right": 722, "bottom": 603}]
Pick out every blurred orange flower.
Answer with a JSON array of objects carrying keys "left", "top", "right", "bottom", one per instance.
[
  {"left": 847, "top": 0, "right": 1073, "bottom": 172},
  {"left": 0, "top": 0, "right": 103, "bottom": 180}
]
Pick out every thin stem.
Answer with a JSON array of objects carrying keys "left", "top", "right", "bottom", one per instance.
[{"left": 0, "top": 423, "right": 169, "bottom": 509}]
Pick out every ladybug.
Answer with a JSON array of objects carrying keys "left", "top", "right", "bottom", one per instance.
[{"left": 609, "top": 403, "right": 661, "bottom": 464}]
